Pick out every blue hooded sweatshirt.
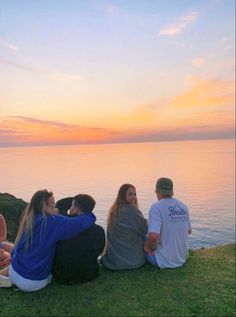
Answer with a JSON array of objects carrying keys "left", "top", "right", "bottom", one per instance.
[{"left": 11, "top": 212, "right": 96, "bottom": 280}]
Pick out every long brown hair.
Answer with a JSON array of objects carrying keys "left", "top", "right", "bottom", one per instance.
[
  {"left": 107, "top": 184, "right": 137, "bottom": 230},
  {"left": 14, "top": 190, "right": 53, "bottom": 249}
]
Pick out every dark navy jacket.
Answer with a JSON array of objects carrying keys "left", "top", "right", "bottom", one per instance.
[{"left": 52, "top": 223, "right": 105, "bottom": 284}]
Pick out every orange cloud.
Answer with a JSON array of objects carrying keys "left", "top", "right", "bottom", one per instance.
[
  {"left": 101, "top": 77, "right": 234, "bottom": 136},
  {"left": 0, "top": 110, "right": 234, "bottom": 147},
  {"left": 172, "top": 76, "right": 235, "bottom": 109},
  {"left": 125, "top": 104, "right": 157, "bottom": 122},
  {"left": 0, "top": 74, "right": 235, "bottom": 148},
  {"left": 104, "top": 104, "right": 158, "bottom": 130},
  {"left": 0, "top": 117, "right": 121, "bottom": 146},
  {"left": 181, "top": 109, "right": 234, "bottom": 127}
]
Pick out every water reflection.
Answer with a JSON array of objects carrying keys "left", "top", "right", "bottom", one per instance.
[{"left": 0, "top": 139, "right": 235, "bottom": 249}]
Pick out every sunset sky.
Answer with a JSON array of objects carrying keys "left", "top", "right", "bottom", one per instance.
[{"left": 0, "top": 0, "right": 235, "bottom": 147}]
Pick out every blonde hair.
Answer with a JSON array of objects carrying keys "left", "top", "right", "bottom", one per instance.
[
  {"left": 14, "top": 190, "right": 53, "bottom": 249},
  {"left": 107, "top": 184, "right": 137, "bottom": 230}
]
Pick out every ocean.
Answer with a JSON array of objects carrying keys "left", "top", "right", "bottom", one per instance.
[{"left": 0, "top": 139, "right": 235, "bottom": 249}]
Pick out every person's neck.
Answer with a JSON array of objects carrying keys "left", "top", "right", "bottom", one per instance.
[{"left": 158, "top": 195, "right": 172, "bottom": 201}]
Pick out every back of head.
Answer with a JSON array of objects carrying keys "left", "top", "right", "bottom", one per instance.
[
  {"left": 73, "top": 194, "right": 95, "bottom": 213},
  {"left": 156, "top": 177, "right": 174, "bottom": 197},
  {"left": 15, "top": 189, "right": 53, "bottom": 247},
  {"left": 107, "top": 183, "right": 136, "bottom": 230},
  {"left": 28, "top": 190, "right": 54, "bottom": 214}
]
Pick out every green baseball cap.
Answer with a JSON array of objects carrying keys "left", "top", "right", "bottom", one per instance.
[{"left": 156, "top": 177, "right": 174, "bottom": 195}]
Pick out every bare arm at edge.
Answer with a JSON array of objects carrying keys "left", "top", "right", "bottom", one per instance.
[{"left": 0, "top": 214, "right": 7, "bottom": 243}]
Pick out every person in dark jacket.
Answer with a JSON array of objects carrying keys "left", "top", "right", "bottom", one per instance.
[{"left": 52, "top": 194, "right": 105, "bottom": 284}]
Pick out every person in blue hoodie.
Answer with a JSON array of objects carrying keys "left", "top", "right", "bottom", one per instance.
[{"left": 0, "top": 189, "right": 96, "bottom": 291}]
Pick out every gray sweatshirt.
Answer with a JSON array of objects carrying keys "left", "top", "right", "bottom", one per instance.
[{"left": 101, "top": 204, "right": 148, "bottom": 270}]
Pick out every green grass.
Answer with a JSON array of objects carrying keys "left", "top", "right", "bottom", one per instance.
[{"left": 1, "top": 243, "right": 235, "bottom": 317}]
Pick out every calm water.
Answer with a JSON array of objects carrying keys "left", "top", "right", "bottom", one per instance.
[{"left": 0, "top": 139, "right": 235, "bottom": 249}]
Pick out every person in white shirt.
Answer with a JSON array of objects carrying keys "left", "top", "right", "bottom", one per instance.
[{"left": 144, "top": 177, "right": 191, "bottom": 268}]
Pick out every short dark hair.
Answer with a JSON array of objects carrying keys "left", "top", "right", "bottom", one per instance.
[{"left": 73, "top": 194, "right": 96, "bottom": 213}]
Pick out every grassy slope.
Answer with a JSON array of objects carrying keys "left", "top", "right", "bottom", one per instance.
[{"left": 1, "top": 243, "right": 235, "bottom": 317}]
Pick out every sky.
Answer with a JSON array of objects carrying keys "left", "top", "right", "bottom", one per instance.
[{"left": 0, "top": 0, "right": 235, "bottom": 147}]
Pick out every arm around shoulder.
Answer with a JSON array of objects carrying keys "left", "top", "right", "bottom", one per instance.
[{"left": 53, "top": 212, "right": 96, "bottom": 241}]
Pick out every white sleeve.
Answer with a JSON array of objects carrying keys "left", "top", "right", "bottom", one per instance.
[
  {"left": 186, "top": 207, "right": 192, "bottom": 231},
  {"left": 148, "top": 204, "right": 162, "bottom": 234}
]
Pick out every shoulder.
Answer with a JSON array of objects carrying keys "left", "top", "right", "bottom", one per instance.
[
  {"left": 173, "top": 198, "right": 188, "bottom": 209},
  {"left": 94, "top": 224, "right": 105, "bottom": 232},
  {"left": 149, "top": 201, "right": 160, "bottom": 211},
  {"left": 43, "top": 214, "right": 67, "bottom": 226},
  {"left": 121, "top": 204, "right": 139, "bottom": 211},
  {"left": 149, "top": 202, "right": 163, "bottom": 219},
  {"left": 67, "top": 224, "right": 105, "bottom": 241},
  {"left": 87, "top": 224, "right": 105, "bottom": 234},
  {"left": 120, "top": 204, "right": 143, "bottom": 216},
  {"left": 47, "top": 213, "right": 64, "bottom": 221}
]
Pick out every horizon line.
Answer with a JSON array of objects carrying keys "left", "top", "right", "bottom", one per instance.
[{"left": 0, "top": 135, "right": 234, "bottom": 149}]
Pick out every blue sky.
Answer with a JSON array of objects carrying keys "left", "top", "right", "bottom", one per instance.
[{"left": 0, "top": 0, "right": 235, "bottom": 146}]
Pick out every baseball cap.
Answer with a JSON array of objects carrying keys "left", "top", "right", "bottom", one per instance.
[{"left": 156, "top": 177, "right": 174, "bottom": 195}]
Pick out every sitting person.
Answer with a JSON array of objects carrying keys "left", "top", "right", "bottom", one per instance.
[
  {"left": 144, "top": 177, "right": 192, "bottom": 268},
  {"left": 0, "top": 213, "right": 14, "bottom": 269},
  {"left": 52, "top": 194, "right": 105, "bottom": 284},
  {"left": 0, "top": 190, "right": 96, "bottom": 290},
  {"left": 101, "top": 184, "right": 148, "bottom": 270}
]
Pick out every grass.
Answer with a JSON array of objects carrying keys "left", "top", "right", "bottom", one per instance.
[{"left": 1, "top": 243, "right": 235, "bottom": 317}]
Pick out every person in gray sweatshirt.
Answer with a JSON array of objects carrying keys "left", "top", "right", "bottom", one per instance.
[{"left": 101, "top": 184, "right": 147, "bottom": 270}]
